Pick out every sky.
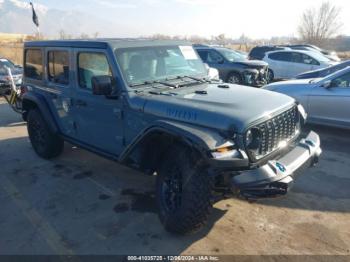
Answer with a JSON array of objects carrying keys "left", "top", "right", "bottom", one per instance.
[{"left": 32, "top": 0, "right": 350, "bottom": 39}]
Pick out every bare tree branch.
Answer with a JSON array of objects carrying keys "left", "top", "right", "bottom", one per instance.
[{"left": 298, "top": 1, "right": 342, "bottom": 45}]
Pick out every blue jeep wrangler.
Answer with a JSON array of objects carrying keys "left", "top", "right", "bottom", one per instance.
[{"left": 21, "top": 40, "right": 322, "bottom": 234}]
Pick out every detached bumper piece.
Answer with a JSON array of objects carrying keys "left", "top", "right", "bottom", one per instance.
[{"left": 232, "top": 131, "right": 322, "bottom": 200}]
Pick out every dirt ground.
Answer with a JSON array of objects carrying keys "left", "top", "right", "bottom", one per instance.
[{"left": 0, "top": 97, "right": 350, "bottom": 256}]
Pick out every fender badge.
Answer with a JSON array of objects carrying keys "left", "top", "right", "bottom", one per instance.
[{"left": 276, "top": 162, "right": 286, "bottom": 172}]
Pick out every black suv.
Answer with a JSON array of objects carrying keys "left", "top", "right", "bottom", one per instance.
[
  {"left": 194, "top": 45, "right": 269, "bottom": 87},
  {"left": 21, "top": 39, "right": 321, "bottom": 234},
  {"left": 248, "top": 45, "right": 289, "bottom": 60}
]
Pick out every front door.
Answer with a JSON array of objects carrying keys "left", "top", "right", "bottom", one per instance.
[
  {"left": 308, "top": 72, "right": 350, "bottom": 127},
  {"left": 71, "top": 49, "right": 124, "bottom": 156}
]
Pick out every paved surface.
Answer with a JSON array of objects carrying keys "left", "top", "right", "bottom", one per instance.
[{"left": 0, "top": 97, "right": 350, "bottom": 255}]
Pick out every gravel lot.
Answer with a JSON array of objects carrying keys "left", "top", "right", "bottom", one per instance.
[{"left": 0, "top": 97, "right": 350, "bottom": 256}]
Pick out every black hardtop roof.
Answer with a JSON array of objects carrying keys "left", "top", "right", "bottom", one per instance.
[{"left": 24, "top": 38, "right": 191, "bottom": 49}]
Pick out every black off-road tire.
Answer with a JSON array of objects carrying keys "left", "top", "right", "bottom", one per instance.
[
  {"left": 156, "top": 145, "right": 213, "bottom": 235},
  {"left": 226, "top": 72, "right": 242, "bottom": 84},
  {"left": 27, "top": 109, "right": 64, "bottom": 159}
]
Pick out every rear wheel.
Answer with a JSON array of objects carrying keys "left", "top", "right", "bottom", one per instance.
[
  {"left": 156, "top": 145, "right": 213, "bottom": 235},
  {"left": 27, "top": 109, "right": 64, "bottom": 159}
]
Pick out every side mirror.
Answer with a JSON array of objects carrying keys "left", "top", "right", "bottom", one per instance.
[
  {"left": 321, "top": 80, "right": 332, "bottom": 89},
  {"left": 91, "top": 75, "right": 113, "bottom": 96}
]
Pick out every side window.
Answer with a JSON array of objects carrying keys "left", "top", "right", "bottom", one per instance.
[
  {"left": 48, "top": 51, "right": 69, "bottom": 85},
  {"left": 269, "top": 52, "right": 290, "bottom": 61},
  {"left": 301, "top": 54, "right": 319, "bottom": 65},
  {"left": 268, "top": 52, "right": 280, "bottom": 61},
  {"left": 291, "top": 52, "right": 303, "bottom": 63},
  {"left": 25, "top": 49, "right": 43, "bottom": 80},
  {"left": 331, "top": 72, "right": 350, "bottom": 88},
  {"left": 197, "top": 50, "right": 209, "bottom": 62},
  {"left": 279, "top": 52, "right": 292, "bottom": 62},
  {"left": 78, "top": 52, "right": 112, "bottom": 90},
  {"left": 207, "top": 50, "right": 224, "bottom": 63}
]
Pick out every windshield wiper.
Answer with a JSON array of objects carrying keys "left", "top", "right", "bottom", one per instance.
[
  {"left": 129, "top": 80, "right": 178, "bottom": 88},
  {"left": 179, "top": 75, "right": 214, "bottom": 83},
  {"left": 152, "top": 80, "right": 179, "bottom": 89}
]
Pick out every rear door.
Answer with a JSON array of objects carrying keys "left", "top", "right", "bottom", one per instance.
[
  {"left": 308, "top": 72, "right": 350, "bottom": 127},
  {"left": 71, "top": 48, "right": 124, "bottom": 156},
  {"left": 267, "top": 52, "right": 291, "bottom": 79},
  {"left": 45, "top": 48, "right": 76, "bottom": 137},
  {"left": 24, "top": 48, "right": 76, "bottom": 136}
]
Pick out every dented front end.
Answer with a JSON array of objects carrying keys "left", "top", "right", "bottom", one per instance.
[{"left": 207, "top": 104, "right": 322, "bottom": 200}]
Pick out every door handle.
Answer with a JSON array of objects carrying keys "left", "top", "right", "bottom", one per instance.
[{"left": 74, "top": 99, "right": 87, "bottom": 107}]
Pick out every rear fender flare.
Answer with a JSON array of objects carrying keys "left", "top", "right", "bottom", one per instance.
[{"left": 22, "top": 92, "right": 59, "bottom": 134}]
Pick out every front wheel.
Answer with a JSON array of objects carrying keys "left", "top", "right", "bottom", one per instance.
[
  {"left": 226, "top": 72, "right": 242, "bottom": 85},
  {"left": 267, "top": 69, "right": 274, "bottom": 83},
  {"left": 156, "top": 145, "right": 213, "bottom": 235}
]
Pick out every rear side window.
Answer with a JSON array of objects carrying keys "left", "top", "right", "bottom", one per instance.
[
  {"left": 48, "top": 51, "right": 69, "bottom": 85},
  {"left": 78, "top": 52, "right": 112, "bottom": 90},
  {"left": 269, "top": 52, "right": 291, "bottom": 62},
  {"left": 25, "top": 49, "right": 43, "bottom": 80}
]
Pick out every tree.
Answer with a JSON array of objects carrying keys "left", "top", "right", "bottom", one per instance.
[{"left": 298, "top": 1, "right": 342, "bottom": 45}]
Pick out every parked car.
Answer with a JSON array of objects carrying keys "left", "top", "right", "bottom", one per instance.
[
  {"left": 283, "top": 44, "right": 341, "bottom": 62},
  {"left": 0, "top": 58, "right": 23, "bottom": 95},
  {"left": 296, "top": 60, "right": 350, "bottom": 79},
  {"left": 264, "top": 67, "right": 350, "bottom": 129},
  {"left": 248, "top": 45, "right": 290, "bottom": 60},
  {"left": 263, "top": 50, "right": 336, "bottom": 81},
  {"left": 194, "top": 45, "right": 269, "bottom": 87},
  {"left": 21, "top": 39, "right": 321, "bottom": 234}
]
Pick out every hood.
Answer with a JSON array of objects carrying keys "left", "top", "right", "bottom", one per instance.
[
  {"left": 143, "top": 83, "right": 295, "bottom": 133},
  {"left": 265, "top": 79, "right": 316, "bottom": 87},
  {"left": 263, "top": 78, "right": 321, "bottom": 91},
  {"left": 234, "top": 60, "right": 268, "bottom": 67}
]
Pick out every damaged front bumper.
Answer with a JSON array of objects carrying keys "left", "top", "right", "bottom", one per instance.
[{"left": 231, "top": 131, "right": 322, "bottom": 200}]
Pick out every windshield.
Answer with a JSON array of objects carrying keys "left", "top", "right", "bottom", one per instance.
[
  {"left": 0, "top": 59, "right": 15, "bottom": 74},
  {"left": 217, "top": 48, "right": 246, "bottom": 62},
  {"left": 115, "top": 45, "right": 207, "bottom": 86}
]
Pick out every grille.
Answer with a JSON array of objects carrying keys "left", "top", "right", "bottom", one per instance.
[{"left": 251, "top": 106, "right": 300, "bottom": 160}]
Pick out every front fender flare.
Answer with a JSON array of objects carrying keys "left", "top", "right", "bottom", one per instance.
[{"left": 119, "top": 120, "right": 229, "bottom": 163}]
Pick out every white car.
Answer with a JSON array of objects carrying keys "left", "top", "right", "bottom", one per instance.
[
  {"left": 263, "top": 50, "right": 336, "bottom": 81},
  {"left": 263, "top": 67, "right": 350, "bottom": 129}
]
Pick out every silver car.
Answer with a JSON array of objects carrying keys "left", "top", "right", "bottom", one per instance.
[{"left": 263, "top": 67, "right": 350, "bottom": 129}]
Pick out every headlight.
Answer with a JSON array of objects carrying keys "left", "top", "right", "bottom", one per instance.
[
  {"left": 245, "top": 128, "right": 262, "bottom": 154},
  {"left": 243, "top": 69, "right": 258, "bottom": 84},
  {"left": 297, "top": 104, "right": 307, "bottom": 123}
]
